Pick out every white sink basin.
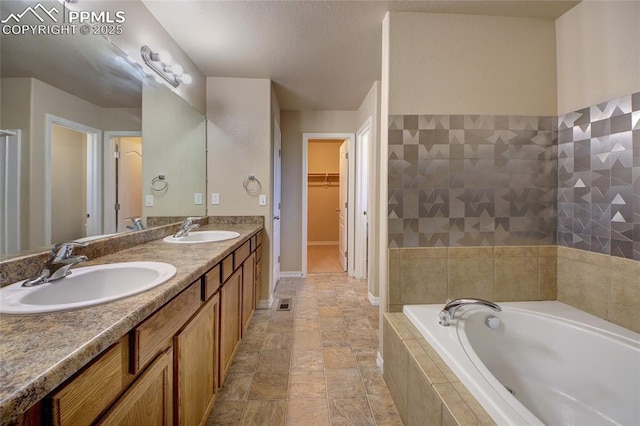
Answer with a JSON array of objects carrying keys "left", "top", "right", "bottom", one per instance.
[
  {"left": 0, "top": 262, "right": 176, "bottom": 314},
  {"left": 163, "top": 230, "right": 240, "bottom": 244}
]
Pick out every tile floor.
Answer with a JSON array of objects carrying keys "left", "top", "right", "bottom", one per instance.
[
  {"left": 207, "top": 273, "right": 403, "bottom": 425},
  {"left": 307, "top": 245, "right": 344, "bottom": 274}
]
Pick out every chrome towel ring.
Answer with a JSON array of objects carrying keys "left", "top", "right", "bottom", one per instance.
[
  {"left": 242, "top": 175, "right": 261, "bottom": 193},
  {"left": 151, "top": 175, "right": 168, "bottom": 191}
]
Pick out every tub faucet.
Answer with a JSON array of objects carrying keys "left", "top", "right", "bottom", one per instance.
[
  {"left": 173, "top": 217, "right": 200, "bottom": 238},
  {"left": 439, "top": 298, "right": 501, "bottom": 326},
  {"left": 22, "top": 242, "right": 88, "bottom": 287}
]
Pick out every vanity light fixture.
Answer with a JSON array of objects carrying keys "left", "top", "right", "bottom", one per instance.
[{"left": 140, "top": 45, "right": 192, "bottom": 88}]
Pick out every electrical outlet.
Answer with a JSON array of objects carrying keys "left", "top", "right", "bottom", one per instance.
[
  {"left": 145, "top": 195, "right": 154, "bottom": 207},
  {"left": 211, "top": 193, "right": 220, "bottom": 205},
  {"left": 259, "top": 194, "right": 267, "bottom": 206},
  {"left": 194, "top": 193, "right": 203, "bottom": 205}
]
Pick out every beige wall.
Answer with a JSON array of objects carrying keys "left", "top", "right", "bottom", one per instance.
[
  {"left": 387, "top": 12, "right": 557, "bottom": 116},
  {"left": 556, "top": 1, "right": 640, "bottom": 114},
  {"left": 280, "top": 110, "right": 357, "bottom": 273},
  {"left": 141, "top": 81, "right": 206, "bottom": 219},
  {"left": 206, "top": 77, "right": 273, "bottom": 303},
  {"left": 308, "top": 140, "right": 341, "bottom": 243}
]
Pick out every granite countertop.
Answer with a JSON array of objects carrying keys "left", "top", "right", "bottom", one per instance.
[{"left": 0, "top": 223, "right": 262, "bottom": 424}]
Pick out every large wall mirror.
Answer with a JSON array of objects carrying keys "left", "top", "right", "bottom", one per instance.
[{"left": 0, "top": 0, "right": 206, "bottom": 257}]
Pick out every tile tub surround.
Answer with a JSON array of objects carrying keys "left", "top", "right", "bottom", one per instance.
[
  {"left": 557, "top": 246, "right": 640, "bottom": 333},
  {"left": 0, "top": 223, "right": 262, "bottom": 424},
  {"left": 383, "top": 312, "right": 495, "bottom": 426},
  {"left": 388, "top": 114, "right": 557, "bottom": 248},
  {"left": 387, "top": 246, "right": 557, "bottom": 313},
  {"left": 557, "top": 92, "right": 640, "bottom": 260}
]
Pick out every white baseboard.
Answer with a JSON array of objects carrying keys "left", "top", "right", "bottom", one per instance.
[
  {"left": 376, "top": 351, "right": 384, "bottom": 372},
  {"left": 307, "top": 241, "right": 339, "bottom": 246},
  {"left": 280, "top": 271, "right": 304, "bottom": 278},
  {"left": 256, "top": 295, "right": 274, "bottom": 310},
  {"left": 368, "top": 292, "right": 379, "bottom": 306}
]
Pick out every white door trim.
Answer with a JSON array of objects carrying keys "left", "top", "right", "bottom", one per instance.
[
  {"left": 302, "top": 132, "right": 355, "bottom": 276},
  {"left": 45, "top": 114, "right": 102, "bottom": 244},
  {"left": 1, "top": 129, "right": 21, "bottom": 254},
  {"left": 272, "top": 119, "right": 282, "bottom": 297},
  {"left": 104, "top": 131, "right": 142, "bottom": 234},
  {"left": 355, "top": 117, "right": 372, "bottom": 280}
]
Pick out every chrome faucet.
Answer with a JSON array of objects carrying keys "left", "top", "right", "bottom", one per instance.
[
  {"left": 22, "top": 242, "right": 88, "bottom": 287},
  {"left": 439, "top": 298, "right": 501, "bottom": 326},
  {"left": 126, "top": 217, "right": 145, "bottom": 231},
  {"left": 173, "top": 217, "right": 200, "bottom": 238}
]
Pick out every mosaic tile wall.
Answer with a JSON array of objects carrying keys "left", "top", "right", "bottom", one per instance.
[
  {"left": 388, "top": 114, "right": 557, "bottom": 248},
  {"left": 557, "top": 92, "right": 640, "bottom": 260}
]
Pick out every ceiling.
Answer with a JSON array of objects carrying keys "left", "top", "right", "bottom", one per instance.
[{"left": 143, "top": 0, "right": 579, "bottom": 111}]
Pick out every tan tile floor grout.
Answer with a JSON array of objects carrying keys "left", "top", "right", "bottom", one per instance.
[{"left": 207, "top": 273, "right": 403, "bottom": 425}]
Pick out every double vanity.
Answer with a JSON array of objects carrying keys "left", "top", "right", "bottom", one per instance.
[{"left": 0, "top": 217, "right": 264, "bottom": 425}]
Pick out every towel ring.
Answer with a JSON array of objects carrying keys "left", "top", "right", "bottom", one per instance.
[
  {"left": 242, "top": 175, "right": 261, "bottom": 193},
  {"left": 151, "top": 175, "right": 168, "bottom": 191}
]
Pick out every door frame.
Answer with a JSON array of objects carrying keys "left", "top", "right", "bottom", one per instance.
[
  {"left": 45, "top": 114, "right": 102, "bottom": 244},
  {"left": 1, "top": 129, "right": 21, "bottom": 254},
  {"left": 104, "top": 131, "right": 142, "bottom": 234},
  {"left": 354, "top": 117, "right": 372, "bottom": 280},
  {"left": 302, "top": 132, "right": 355, "bottom": 276},
  {"left": 271, "top": 119, "right": 282, "bottom": 298}
]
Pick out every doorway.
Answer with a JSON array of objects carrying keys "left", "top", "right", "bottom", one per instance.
[
  {"left": 104, "top": 132, "right": 143, "bottom": 233},
  {"left": 45, "top": 115, "right": 101, "bottom": 244},
  {"left": 302, "top": 132, "right": 355, "bottom": 276}
]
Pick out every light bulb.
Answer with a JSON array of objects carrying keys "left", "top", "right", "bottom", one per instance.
[
  {"left": 157, "top": 51, "right": 172, "bottom": 63},
  {"left": 165, "top": 63, "right": 184, "bottom": 76},
  {"left": 178, "top": 73, "right": 193, "bottom": 85}
]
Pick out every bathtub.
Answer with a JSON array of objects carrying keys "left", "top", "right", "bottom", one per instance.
[{"left": 403, "top": 301, "right": 640, "bottom": 426}]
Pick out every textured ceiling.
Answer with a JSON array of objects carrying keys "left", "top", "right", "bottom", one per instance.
[{"left": 143, "top": 0, "right": 579, "bottom": 111}]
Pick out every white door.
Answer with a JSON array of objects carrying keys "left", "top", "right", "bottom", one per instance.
[
  {"left": 272, "top": 120, "right": 282, "bottom": 291},
  {"left": 1, "top": 129, "right": 21, "bottom": 254},
  {"left": 117, "top": 137, "right": 143, "bottom": 232},
  {"left": 338, "top": 141, "right": 348, "bottom": 271},
  {"left": 355, "top": 123, "right": 370, "bottom": 279}
]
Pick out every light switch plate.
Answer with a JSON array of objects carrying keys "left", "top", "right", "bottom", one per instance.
[
  {"left": 259, "top": 194, "right": 267, "bottom": 206},
  {"left": 211, "top": 193, "right": 220, "bottom": 205},
  {"left": 145, "top": 195, "right": 154, "bottom": 207},
  {"left": 194, "top": 193, "right": 203, "bottom": 205}
]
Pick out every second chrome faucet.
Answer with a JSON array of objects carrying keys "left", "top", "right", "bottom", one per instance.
[{"left": 438, "top": 298, "right": 501, "bottom": 326}]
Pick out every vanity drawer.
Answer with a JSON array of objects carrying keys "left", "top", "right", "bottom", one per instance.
[
  {"left": 49, "top": 338, "right": 128, "bottom": 426},
  {"left": 203, "top": 264, "right": 221, "bottom": 300},
  {"left": 131, "top": 282, "right": 201, "bottom": 373},
  {"left": 221, "top": 254, "right": 234, "bottom": 282},
  {"left": 250, "top": 235, "right": 257, "bottom": 252},
  {"left": 234, "top": 241, "right": 251, "bottom": 266}
]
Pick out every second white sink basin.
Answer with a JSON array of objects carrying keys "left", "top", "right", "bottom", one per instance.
[
  {"left": 163, "top": 230, "right": 240, "bottom": 244},
  {"left": 0, "top": 262, "right": 176, "bottom": 314}
]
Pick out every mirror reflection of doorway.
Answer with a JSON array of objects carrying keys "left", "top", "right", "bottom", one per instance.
[
  {"left": 48, "top": 118, "right": 101, "bottom": 244},
  {"left": 114, "top": 136, "right": 143, "bottom": 232},
  {"left": 307, "top": 139, "right": 346, "bottom": 274}
]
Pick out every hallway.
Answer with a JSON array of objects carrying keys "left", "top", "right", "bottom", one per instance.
[
  {"left": 307, "top": 245, "right": 344, "bottom": 274},
  {"left": 207, "top": 274, "right": 402, "bottom": 425}
]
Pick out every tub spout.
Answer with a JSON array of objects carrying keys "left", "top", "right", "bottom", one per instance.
[{"left": 439, "top": 298, "right": 501, "bottom": 326}]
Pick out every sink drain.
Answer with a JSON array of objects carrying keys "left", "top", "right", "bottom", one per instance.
[{"left": 504, "top": 385, "right": 516, "bottom": 396}]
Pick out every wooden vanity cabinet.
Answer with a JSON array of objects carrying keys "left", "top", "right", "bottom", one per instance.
[
  {"left": 174, "top": 293, "right": 219, "bottom": 426},
  {"left": 219, "top": 268, "right": 242, "bottom": 382},
  {"left": 27, "top": 230, "right": 264, "bottom": 426},
  {"left": 241, "top": 252, "right": 256, "bottom": 333},
  {"left": 98, "top": 347, "right": 173, "bottom": 425}
]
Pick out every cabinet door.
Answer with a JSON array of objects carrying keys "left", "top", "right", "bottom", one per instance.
[
  {"left": 175, "top": 294, "right": 219, "bottom": 426},
  {"left": 98, "top": 347, "right": 173, "bottom": 426},
  {"left": 241, "top": 252, "right": 256, "bottom": 333},
  {"left": 220, "top": 268, "right": 242, "bottom": 382}
]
